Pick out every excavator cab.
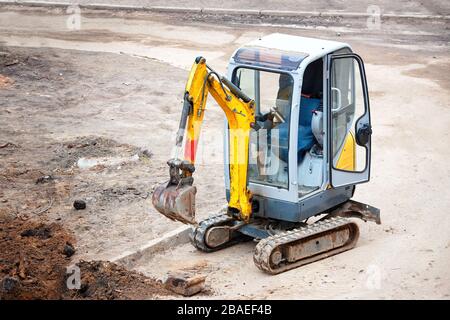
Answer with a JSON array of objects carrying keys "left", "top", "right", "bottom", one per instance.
[
  {"left": 225, "top": 34, "right": 373, "bottom": 222},
  {"left": 153, "top": 34, "right": 380, "bottom": 274}
]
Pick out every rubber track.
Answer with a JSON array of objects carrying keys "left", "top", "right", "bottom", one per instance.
[
  {"left": 190, "top": 213, "right": 245, "bottom": 252},
  {"left": 253, "top": 217, "right": 359, "bottom": 274}
]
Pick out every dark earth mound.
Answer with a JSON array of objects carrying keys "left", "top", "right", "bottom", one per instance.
[{"left": 0, "top": 218, "right": 174, "bottom": 299}]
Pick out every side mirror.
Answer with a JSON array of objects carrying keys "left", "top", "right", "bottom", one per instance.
[{"left": 356, "top": 123, "right": 372, "bottom": 146}]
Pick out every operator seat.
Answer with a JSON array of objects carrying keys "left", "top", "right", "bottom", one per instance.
[{"left": 278, "top": 59, "right": 323, "bottom": 164}]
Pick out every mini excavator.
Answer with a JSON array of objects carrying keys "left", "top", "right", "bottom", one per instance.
[{"left": 152, "top": 34, "right": 380, "bottom": 274}]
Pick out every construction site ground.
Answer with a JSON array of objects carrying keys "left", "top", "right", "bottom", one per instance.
[{"left": 0, "top": 3, "right": 449, "bottom": 299}]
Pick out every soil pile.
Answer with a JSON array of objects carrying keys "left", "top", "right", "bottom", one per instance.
[
  {"left": 0, "top": 218, "right": 75, "bottom": 299},
  {"left": 66, "top": 260, "right": 174, "bottom": 299},
  {"left": 0, "top": 218, "right": 174, "bottom": 299}
]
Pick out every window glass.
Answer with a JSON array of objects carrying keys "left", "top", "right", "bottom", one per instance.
[
  {"left": 233, "top": 47, "right": 308, "bottom": 71},
  {"left": 234, "top": 68, "right": 293, "bottom": 189},
  {"left": 331, "top": 57, "right": 367, "bottom": 172}
]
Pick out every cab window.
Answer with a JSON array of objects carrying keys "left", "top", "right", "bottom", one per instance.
[{"left": 234, "top": 68, "right": 293, "bottom": 189}]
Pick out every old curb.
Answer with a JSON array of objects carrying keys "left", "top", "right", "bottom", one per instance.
[
  {"left": 1, "top": 1, "right": 449, "bottom": 21},
  {"left": 111, "top": 225, "right": 191, "bottom": 268}
]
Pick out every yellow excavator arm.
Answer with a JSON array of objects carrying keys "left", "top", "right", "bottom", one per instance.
[{"left": 152, "top": 57, "right": 256, "bottom": 224}]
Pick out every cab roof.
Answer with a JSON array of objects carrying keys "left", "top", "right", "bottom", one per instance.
[
  {"left": 246, "top": 33, "right": 348, "bottom": 57},
  {"left": 231, "top": 33, "right": 350, "bottom": 72}
]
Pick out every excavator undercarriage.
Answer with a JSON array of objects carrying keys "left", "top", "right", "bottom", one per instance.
[{"left": 189, "top": 200, "right": 380, "bottom": 275}]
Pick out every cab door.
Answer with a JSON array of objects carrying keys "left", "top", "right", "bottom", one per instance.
[{"left": 327, "top": 53, "right": 372, "bottom": 187}]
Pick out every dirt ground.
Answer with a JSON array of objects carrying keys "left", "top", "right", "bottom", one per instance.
[
  {"left": 0, "top": 216, "right": 173, "bottom": 299},
  {"left": 0, "top": 5, "right": 449, "bottom": 299}
]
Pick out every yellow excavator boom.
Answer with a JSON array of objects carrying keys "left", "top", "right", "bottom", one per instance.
[{"left": 152, "top": 57, "right": 256, "bottom": 224}]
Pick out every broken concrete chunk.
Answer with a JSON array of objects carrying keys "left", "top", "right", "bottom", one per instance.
[
  {"left": 63, "top": 242, "right": 76, "bottom": 257},
  {"left": 5, "top": 59, "right": 19, "bottom": 66},
  {"left": 138, "top": 148, "right": 153, "bottom": 159},
  {"left": 73, "top": 200, "right": 86, "bottom": 210},
  {"left": 35, "top": 175, "right": 54, "bottom": 184},
  {"left": 164, "top": 272, "right": 206, "bottom": 296},
  {"left": 1, "top": 276, "right": 19, "bottom": 293}
]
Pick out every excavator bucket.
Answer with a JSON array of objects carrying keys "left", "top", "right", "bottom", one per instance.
[{"left": 152, "top": 181, "right": 197, "bottom": 225}]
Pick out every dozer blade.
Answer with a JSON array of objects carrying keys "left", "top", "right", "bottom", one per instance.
[{"left": 152, "top": 181, "right": 197, "bottom": 225}]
